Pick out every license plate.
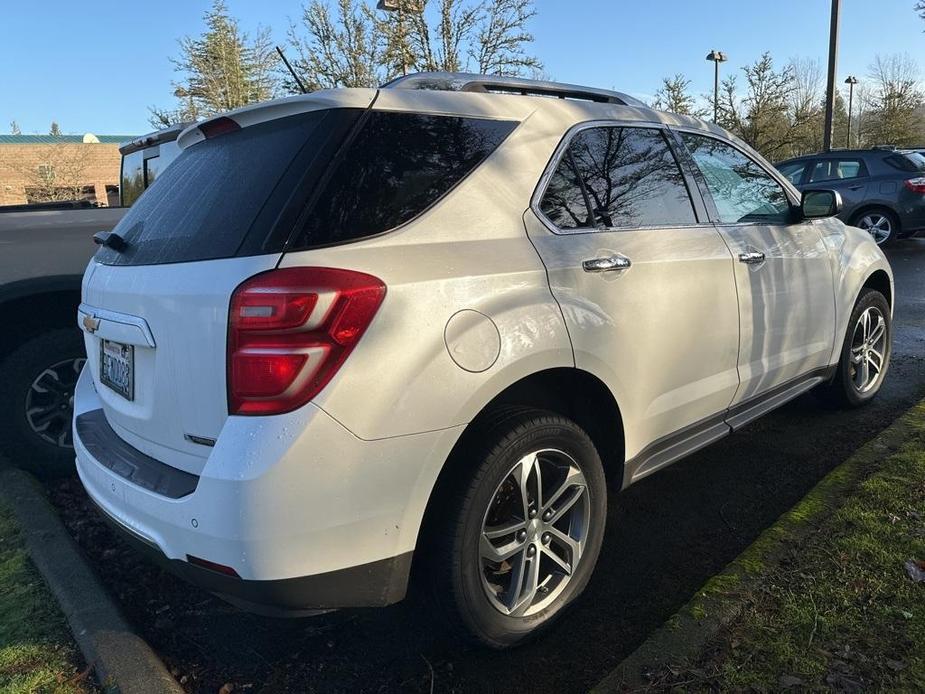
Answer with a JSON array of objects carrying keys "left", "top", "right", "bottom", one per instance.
[{"left": 100, "top": 340, "right": 134, "bottom": 401}]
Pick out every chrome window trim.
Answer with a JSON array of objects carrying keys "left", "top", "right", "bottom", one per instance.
[{"left": 530, "top": 120, "right": 711, "bottom": 236}]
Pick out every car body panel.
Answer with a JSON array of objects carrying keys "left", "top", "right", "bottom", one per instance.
[{"left": 716, "top": 220, "right": 836, "bottom": 404}]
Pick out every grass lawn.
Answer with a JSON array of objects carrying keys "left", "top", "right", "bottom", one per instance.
[
  {"left": 657, "top": 409, "right": 925, "bottom": 691},
  {"left": 0, "top": 503, "right": 92, "bottom": 694}
]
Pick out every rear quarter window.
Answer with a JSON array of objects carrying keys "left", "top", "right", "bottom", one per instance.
[
  {"left": 287, "top": 112, "right": 517, "bottom": 250},
  {"left": 884, "top": 152, "right": 925, "bottom": 172}
]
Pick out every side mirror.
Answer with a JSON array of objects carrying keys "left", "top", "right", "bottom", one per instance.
[{"left": 801, "top": 189, "right": 842, "bottom": 219}]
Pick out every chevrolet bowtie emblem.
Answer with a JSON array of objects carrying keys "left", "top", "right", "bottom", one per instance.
[{"left": 82, "top": 314, "right": 100, "bottom": 333}]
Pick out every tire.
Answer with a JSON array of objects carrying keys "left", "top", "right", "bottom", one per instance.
[
  {"left": 0, "top": 328, "right": 86, "bottom": 477},
  {"left": 815, "top": 289, "right": 891, "bottom": 408},
  {"left": 429, "top": 408, "right": 607, "bottom": 648},
  {"left": 851, "top": 208, "right": 899, "bottom": 247}
]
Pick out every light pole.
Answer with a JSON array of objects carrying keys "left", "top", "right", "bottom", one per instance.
[
  {"left": 822, "top": 0, "right": 842, "bottom": 151},
  {"left": 706, "top": 50, "right": 727, "bottom": 122},
  {"left": 844, "top": 75, "right": 858, "bottom": 148}
]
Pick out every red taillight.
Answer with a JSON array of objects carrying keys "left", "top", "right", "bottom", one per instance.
[
  {"left": 227, "top": 267, "right": 386, "bottom": 416},
  {"left": 904, "top": 177, "right": 925, "bottom": 194},
  {"left": 199, "top": 116, "right": 240, "bottom": 139}
]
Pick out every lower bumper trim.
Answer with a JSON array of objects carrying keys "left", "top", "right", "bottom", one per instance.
[{"left": 89, "top": 496, "right": 413, "bottom": 615}]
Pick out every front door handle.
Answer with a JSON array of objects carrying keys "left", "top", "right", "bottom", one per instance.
[
  {"left": 738, "top": 251, "right": 766, "bottom": 265},
  {"left": 582, "top": 255, "right": 632, "bottom": 273}
]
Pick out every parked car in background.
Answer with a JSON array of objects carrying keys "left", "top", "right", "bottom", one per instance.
[
  {"left": 74, "top": 73, "right": 892, "bottom": 648},
  {"left": 0, "top": 123, "right": 187, "bottom": 475},
  {"left": 776, "top": 148, "right": 925, "bottom": 245}
]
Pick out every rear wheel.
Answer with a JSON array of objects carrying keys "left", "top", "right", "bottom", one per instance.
[
  {"left": 851, "top": 208, "right": 899, "bottom": 246},
  {"left": 0, "top": 329, "right": 85, "bottom": 477},
  {"left": 430, "top": 409, "right": 607, "bottom": 648},
  {"left": 816, "top": 289, "right": 891, "bottom": 408}
]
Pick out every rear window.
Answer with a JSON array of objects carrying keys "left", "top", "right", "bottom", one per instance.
[
  {"left": 884, "top": 152, "right": 925, "bottom": 172},
  {"left": 97, "top": 111, "right": 347, "bottom": 266},
  {"left": 287, "top": 111, "right": 517, "bottom": 250},
  {"left": 98, "top": 109, "right": 516, "bottom": 266}
]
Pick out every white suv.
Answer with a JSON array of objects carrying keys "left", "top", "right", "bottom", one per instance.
[{"left": 74, "top": 73, "right": 893, "bottom": 648}]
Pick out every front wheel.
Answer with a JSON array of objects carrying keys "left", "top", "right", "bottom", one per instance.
[
  {"left": 816, "top": 289, "right": 891, "bottom": 408},
  {"left": 430, "top": 409, "right": 607, "bottom": 648}
]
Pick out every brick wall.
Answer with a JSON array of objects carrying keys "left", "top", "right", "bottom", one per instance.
[{"left": 0, "top": 143, "right": 121, "bottom": 206}]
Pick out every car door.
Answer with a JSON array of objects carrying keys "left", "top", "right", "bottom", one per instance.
[
  {"left": 677, "top": 131, "right": 836, "bottom": 416},
  {"left": 525, "top": 123, "right": 740, "bottom": 474}
]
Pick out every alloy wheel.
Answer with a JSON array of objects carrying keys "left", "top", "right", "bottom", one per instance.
[
  {"left": 849, "top": 306, "right": 887, "bottom": 394},
  {"left": 24, "top": 357, "right": 85, "bottom": 448},
  {"left": 857, "top": 213, "right": 892, "bottom": 245},
  {"left": 479, "top": 448, "right": 590, "bottom": 617}
]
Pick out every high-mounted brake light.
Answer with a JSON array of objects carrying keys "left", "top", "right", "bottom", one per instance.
[
  {"left": 904, "top": 177, "right": 925, "bottom": 194},
  {"left": 199, "top": 116, "right": 241, "bottom": 140},
  {"left": 228, "top": 267, "right": 386, "bottom": 416}
]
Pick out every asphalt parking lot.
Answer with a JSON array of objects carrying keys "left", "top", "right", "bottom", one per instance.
[{"left": 49, "top": 238, "right": 925, "bottom": 694}]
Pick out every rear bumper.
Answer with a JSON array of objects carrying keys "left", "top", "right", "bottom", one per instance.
[
  {"left": 72, "top": 365, "right": 463, "bottom": 613},
  {"left": 90, "top": 493, "right": 411, "bottom": 615}
]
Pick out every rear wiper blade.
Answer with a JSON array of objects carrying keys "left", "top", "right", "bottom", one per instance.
[{"left": 93, "top": 230, "right": 128, "bottom": 252}]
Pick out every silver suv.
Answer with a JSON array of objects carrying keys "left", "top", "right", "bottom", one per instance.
[{"left": 73, "top": 73, "right": 893, "bottom": 648}]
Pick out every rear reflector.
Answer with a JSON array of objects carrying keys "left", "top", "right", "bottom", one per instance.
[
  {"left": 187, "top": 555, "right": 241, "bottom": 578},
  {"left": 904, "top": 177, "right": 925, "bottom": 194},
  {"left": 199, "top": 116, "right": 241, "bottom": 139},
  {"left": 227, "top": 267, "right": 386, "bottom": 415}
]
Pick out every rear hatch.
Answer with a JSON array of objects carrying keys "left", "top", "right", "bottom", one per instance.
[{"left": 79, "top": 95, "right": 372, "bottom": 474}]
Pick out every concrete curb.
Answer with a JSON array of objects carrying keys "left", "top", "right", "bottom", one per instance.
[
  {"left": 0, "top": 466, "right": 183, "bottom": 694},
  {"left": 591, "top": 400, "right": 925, "bottom": 693}
]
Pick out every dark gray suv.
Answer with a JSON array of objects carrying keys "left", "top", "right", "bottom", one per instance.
[{"left": 776, "top": 149, "right": 925, "bottom": 245}]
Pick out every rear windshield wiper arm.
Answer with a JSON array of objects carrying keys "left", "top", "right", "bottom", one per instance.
[{"left": 93, "top": 231, "right": 128, "bottom": 252}]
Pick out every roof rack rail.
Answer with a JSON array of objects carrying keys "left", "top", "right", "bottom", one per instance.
[{"left": 383, "top": 72, "right": 646, "bottom": 107}]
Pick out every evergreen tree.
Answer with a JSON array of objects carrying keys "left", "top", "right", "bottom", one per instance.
[
  {"left": 150, "top": 0, "right": 279, "bottom": 127},
  {"left": 652, "top": 74, "right": 708, "bottom": 117},
  {"left": 49, "top": 121, "right": 62, "bottom": 137}
]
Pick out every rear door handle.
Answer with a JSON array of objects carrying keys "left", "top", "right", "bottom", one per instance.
[
  {"left": 582, "top": 255, "right": 632, "bottom": 273},
  {"left": 738, "top": 251, "right": 766, "bottom": 265}
]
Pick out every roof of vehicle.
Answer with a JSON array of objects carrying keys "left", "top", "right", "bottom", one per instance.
[
  {"left": 178, "top": 72, "right": 738, "bottom": 152},
  {"left": 0, "top": 133, "right": 133, "bottom": 145},
  {"left": 778, "top": 148, "right": 921, "bottom": 163}
]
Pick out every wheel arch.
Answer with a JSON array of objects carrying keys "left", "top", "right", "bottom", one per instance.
[
  {"left": 861, "top": 268, "right": 892, "bottom": 310},
  {"left": 848, "top": 203, "right": 902, "bottom": 234},
  {"left": 412, "top": 367, "right": 624, "bottom": 561},
  {"left": 0, "top": 276, "right": 83, "bottom": 361}
]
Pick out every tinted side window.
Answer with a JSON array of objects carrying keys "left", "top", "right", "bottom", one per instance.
[
  {"left": 540, "top": 126, "right": 696, "bottom": 230},
  {"left": 809, "top": 158, "right": 867, "bottom": 182},
  {"left": 777, "top": 161, "right": 807, "bottom": 185},
  {"left": 884, "top": 152, "right": 925, "bottom": 172},
  {"left": 539, "top": 152, "right": 592, "bottom": 229},
  {"left": 120, "top": 150, "right": 144, "bottom": 207},
  {"left": 681, "top": 133, "right": 790, "bottom": 224},
  {"left": 289, "top": 112, "right": 517, "bottom": 249}
]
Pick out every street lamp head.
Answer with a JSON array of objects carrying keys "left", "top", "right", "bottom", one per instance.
[
  {"left": 844, "top": 75, "right": 858, "bottom": 85},
  {"left": 706, "top": 50, "right": 728, "bottom": 63}
]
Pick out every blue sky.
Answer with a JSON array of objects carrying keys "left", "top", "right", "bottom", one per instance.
[{"left": 1, "top": 0, "right": 922, "bottom": 136}]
